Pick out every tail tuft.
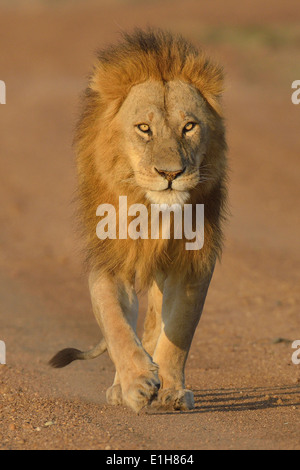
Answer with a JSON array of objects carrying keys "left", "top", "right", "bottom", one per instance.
[
  {"left": 49, "top": 348, "right": 82, "bottom": 369},
  {"left": 49, "top": 338, "right": 107, "bottom": 369}
]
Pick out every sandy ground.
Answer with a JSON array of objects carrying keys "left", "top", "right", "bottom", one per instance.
[{"left": 0, "top": 0, "right": 300, "bottom": 450}]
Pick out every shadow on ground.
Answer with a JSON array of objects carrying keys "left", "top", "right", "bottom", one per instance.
[{"left": 149, "top": 385, "right": 300, "bottom": 415}]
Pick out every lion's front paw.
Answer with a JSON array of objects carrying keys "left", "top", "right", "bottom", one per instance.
[
  {"left": 122, "top": 372, "right": 161, "bottom": 413},
  {"left": 106, "top": 383, "right": 123, "bottom": 406},
  {"left": 152, "top": 388, "right": 195, "bottom": 411}
]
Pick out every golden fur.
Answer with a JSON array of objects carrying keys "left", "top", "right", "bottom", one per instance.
[
  {"left": 75, "top": 29, "right": 228, "bottom": 289},
  {"left": 51, "top": 29, "right": 228, "bottom": 413}
]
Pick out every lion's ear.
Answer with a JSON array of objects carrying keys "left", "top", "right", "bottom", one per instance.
[
  {"left": 194, "top": 74, "right": 224, "bottom": 118},
  {"left": 182, "top": 54, "right": 225, "bottom": 117},
  {"left": 89, "top": 60, "right": 133, "bottom": 111},
  {"left": 89, "top": 63, "right": 106, "bottom": 95},
  {"left": 203, "top": 93, "right": 224, "bottom": 118}
]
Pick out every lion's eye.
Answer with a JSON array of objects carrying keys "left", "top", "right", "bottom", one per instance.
[
  {"left": 137, "top": 123, "right": 150, "bottom": 133},
  {"left": 183, "top": 122, "right": 197, "bottom": 134}
]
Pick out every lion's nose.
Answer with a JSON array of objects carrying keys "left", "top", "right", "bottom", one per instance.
[{"left": 155, "top": 167, "right": 185, "bottom": 183}]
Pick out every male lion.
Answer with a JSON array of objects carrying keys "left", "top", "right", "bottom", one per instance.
[{"left": 50, "top": 29, "right": 228, "bottom": 412}]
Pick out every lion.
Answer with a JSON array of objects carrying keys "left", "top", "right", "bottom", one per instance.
[{"left": 50, "top": 29, "right": 228, "bottom": 413}]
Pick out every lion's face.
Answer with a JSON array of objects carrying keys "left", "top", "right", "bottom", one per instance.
[{"left": 116, "top": 80, "right": 211, "bottom": 205}]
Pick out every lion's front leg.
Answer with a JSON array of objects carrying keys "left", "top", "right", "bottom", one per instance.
[
  {"left": 152, "top": 269, "right": 214, "bottom": 411},
  {"left": 89, "top": 271, "right": 160, "bottom": 413}
]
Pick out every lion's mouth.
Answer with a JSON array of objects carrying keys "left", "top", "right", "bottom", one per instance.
[
  {"left": 146, "top": 188, "right": 191, "bottom": 206},
  {"left": 152, "top": 183, "right": 193, "bottom": 193}
]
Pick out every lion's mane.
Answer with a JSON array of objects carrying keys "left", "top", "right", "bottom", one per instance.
[{"left": 75, "top": 29, "right": 228, "bottom": 288}]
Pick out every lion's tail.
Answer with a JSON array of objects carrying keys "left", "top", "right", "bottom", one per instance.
[{"left": 49, "top": 338, "right": 107, "bottom": 369}]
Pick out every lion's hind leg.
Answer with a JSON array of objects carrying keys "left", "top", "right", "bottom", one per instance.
[
  {"left": 142, "top": 279, "right": 163, "bottom": 357},
  {"left": 106, "top": 372, "right": 123, "bottom": 406}
]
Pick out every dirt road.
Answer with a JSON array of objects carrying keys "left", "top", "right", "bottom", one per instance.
[{"left": 0, "top": 0, "right": 300, "bottom": 450}]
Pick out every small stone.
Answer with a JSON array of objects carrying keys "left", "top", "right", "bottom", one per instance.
[
  {"left": 44, "top": 421, "right": 54, "bottom": 427},
  {"left": 272, "top": 338, "right": 291, "bottom": 345},
  {"left": 16, "top": 439, "right": 25, "bottom": 445},
  {"left": 23, "top": 423, "right": 32, "bottom": 430}
]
